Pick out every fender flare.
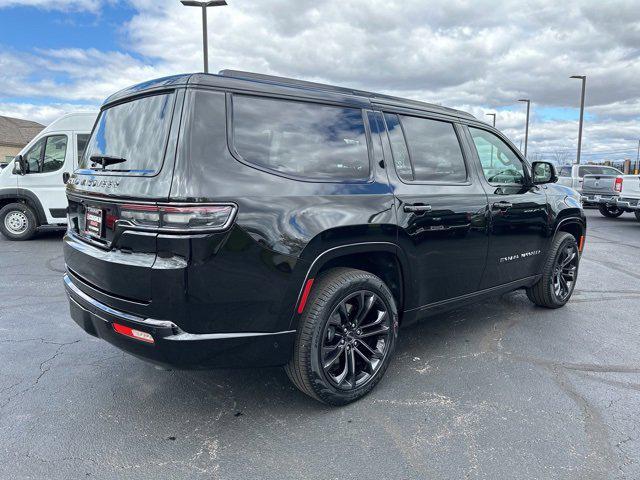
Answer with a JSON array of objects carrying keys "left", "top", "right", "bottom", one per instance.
[
  {"left": 289, "top": 241, "right": 414, "bottom": 328},
  {"left": 553, "top": 215, "right": 586, "bottom": 239},
  {"left": 0, "top": 188, "right": 48, "bottom": 225}
]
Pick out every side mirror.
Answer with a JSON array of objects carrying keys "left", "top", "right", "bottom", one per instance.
[
  {"left": 12, "top": 155, "right": 25, "bottom": 175},
  {"left": 531, "top": 161, "right": 558, "bottom": 185},
  {"left": 63, "top": 172, "right": 70, "bottom": 184}
]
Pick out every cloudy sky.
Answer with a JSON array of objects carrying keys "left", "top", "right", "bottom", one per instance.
[{"left": 0, "top": 0, "right": 638, "bottom": 163}]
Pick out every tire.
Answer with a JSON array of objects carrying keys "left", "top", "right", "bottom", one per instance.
[
  {"left": 0, "top": 203, "right": 38, "bottom": 240},
  {"left": 598, "top": 204, "right": 624, "bottom": 218},
  {"left": 526, "top": 232, "right": 580, "bottom": 309},
  {"left": 285, "top": 268, "right": 399, "bottom": 405},
  {"left": 635, "top": 211, "right": 640, "bottom": 222}
]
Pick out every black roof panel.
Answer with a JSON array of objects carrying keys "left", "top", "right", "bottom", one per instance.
[{"left": 103, "top": 70, "right": 475, "bottom": 120}]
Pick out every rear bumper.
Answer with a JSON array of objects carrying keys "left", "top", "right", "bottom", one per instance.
[
  {"left": 581, "top": 194, "right": 617, "bottom": 206},
  {"left": 64, "top": 274, "right": 295, "bottom": 369},
  {"left": 616, "top": 197, "right": 640, "bottom": 210}
]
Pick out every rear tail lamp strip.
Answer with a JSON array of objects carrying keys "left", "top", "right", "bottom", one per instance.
[{"left": 117, "top": 203, "right": 237, "bottom": 233}]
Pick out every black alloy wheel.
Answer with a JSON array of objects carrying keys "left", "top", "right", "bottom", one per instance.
[
  {"left": 321, "top": 290, "right": 393, "bottom": 390},
  {"left": 551, "top": 243, "right": 579, "bottom": 301},
  {"left": 286, "top": 268, "right": 398, "bottom": 405},
  {"left": 526, "top": 232, "right": 580, "bottom": 308}
]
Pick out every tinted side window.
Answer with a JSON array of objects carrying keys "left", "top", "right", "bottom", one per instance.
[
  {"left": 42, "top": 135, "right": 67, "bottom": 173},
  {"left": 400, "top": 116, "right": 467, "bottom": 182},
  {"left": 384, "top": 113, "right": 412, "bottom": 181},
  {"left": 233, "top": 95, "right": 369, "bottom": 181},
  {"left": 469, "top": 127, "right": 526, "bottom": 185}
]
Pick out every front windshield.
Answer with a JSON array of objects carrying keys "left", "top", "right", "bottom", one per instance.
[{"left": 80, "top": 92, "right": 175, "bottom": 174}]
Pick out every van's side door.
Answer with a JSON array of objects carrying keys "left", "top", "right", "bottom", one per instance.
[
  {"left": 17, "top": 132, "right": 71, "bottom": 223},
  {"left": 380, "top": 111, "right": 489, "bottom": 308},
  {"left": 462, "top": 125, "right": 549, "bottom": 288}
]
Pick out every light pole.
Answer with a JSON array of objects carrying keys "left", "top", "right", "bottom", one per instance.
[
  {"left": 636, "top": 139, "right": 640, "bottom": 174},
  {"left": 570, "top": 75, "right": 586, "bottom": 165},
  {"left": 180, "top": 0, "right": 228, "bottom": 74},
  {"left": 518, "top": 99, "right": 531, "bottom": 158}
]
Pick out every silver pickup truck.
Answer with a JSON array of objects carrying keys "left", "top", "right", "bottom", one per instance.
[
  {"left": 582, "top": 172, "right": 640, "bottom": 220},
  {"left": 557, "top": 164, "right": 623, "bottom": 198}
]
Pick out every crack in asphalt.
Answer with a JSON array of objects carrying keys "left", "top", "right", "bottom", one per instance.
[{"left": 0, "top": 340, "right": 81, "bottom": 410}]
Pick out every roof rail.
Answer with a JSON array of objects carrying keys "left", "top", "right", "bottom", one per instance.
[
  {"left": 219, "top": 70, "right": 371, "bottom": 97},
  {"left": 218, "top": 70, "right": 474, "bottom": 119}
]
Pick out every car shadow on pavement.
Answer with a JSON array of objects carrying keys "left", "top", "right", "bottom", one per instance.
[{"left": 128, "top": 292, "right": 529, "bottom": 415}]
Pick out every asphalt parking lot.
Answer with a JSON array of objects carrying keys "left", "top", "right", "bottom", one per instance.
[{"left": 1, "top": 209, "right": 639, "bottom": 480}]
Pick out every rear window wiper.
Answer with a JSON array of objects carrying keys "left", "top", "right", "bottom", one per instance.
[{"left": 90, "top": 155, "right": 127, "bottom": 170}]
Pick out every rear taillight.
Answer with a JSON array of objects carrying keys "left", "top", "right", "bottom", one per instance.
[
  {"left": 614, "top": 177, "right": 623, "bottom": 193},
  {"left": 118, "top": 203, "right": 236, "bottom": 233}
]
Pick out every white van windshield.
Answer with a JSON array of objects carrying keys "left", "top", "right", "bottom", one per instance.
[{"left": 80, "top": 92, "right": 175, "bottom": 174}]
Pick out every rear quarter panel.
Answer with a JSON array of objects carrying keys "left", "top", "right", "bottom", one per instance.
[{"left": 168, "top": 88, "right": 397, "bottom": 333}]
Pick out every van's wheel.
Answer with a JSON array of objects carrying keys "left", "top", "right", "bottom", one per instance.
[
  {"left": 635, "top": 211, "right": 640, "bottom": 222},
  {"left": 286, "top": 268, "right": 398, "bottom": 405},
  {"left": 598, "top": 204, "right": 624, "bottom": 218},
  {"left": 526, "top": 232, "right": 580, "bottom": 308},
  {"left": 0, "top": 203, "right": 38, "bottom": 240}
]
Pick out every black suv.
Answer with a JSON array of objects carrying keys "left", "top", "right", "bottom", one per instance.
[{"left": 63, "top": 71, "right": 586, "bottom": 405}]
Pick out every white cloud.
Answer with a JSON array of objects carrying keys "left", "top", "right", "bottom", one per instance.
[
  {"left": 0, "top": 102, "right": 97, "bottom": 125},
  {"left": 0, "top": 0, "right": 638, "bottom": 158}
]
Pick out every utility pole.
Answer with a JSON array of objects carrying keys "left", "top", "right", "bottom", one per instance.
[
  {"left": 518, "top": 99, "right": 531, "bottom": 158},
  {"left": 180, "top": 0, "right": 228, "bottom": 73},
  {"left": 570, "top": 75, "right": 587, "bottom": 165}
]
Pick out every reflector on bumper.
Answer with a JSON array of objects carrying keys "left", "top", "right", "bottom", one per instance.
[{"left": 113, "top": 323, "right": 155, "bottom": 344}]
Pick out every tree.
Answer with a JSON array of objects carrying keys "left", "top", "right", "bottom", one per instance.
[{"left": 552, "top": 150, "right": 572, "bottom": 166}]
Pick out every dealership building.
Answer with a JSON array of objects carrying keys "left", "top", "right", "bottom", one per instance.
[{"left": 0, "top": 115, "right": 44, "bottom": 167}]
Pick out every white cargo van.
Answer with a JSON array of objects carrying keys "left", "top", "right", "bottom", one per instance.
[{"left": 0, "top": 112, "right": 97, "bottom": 240}]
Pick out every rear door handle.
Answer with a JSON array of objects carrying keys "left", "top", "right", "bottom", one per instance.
[
  {"left": 493, "top": 201, "right": 513, "bottom": 210},
  {"left": 403, "top": 204, "right": 432, "bottom": 213}
]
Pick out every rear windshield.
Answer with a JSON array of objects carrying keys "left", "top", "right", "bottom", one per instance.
[
  {"left": 80, "top": 92, "right": 175, "bottom": 174},
  {"left": 579, "top": 166, "right": 621, "bottom": 176}
]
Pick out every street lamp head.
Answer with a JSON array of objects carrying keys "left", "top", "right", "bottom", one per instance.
[
  {"left": 518, "top": 99, "right": 530, "bottom": 103},
  {"left": 570, "top": 75, "right": 586, "bottom": 79},
  {"left": 180, "top": 0, "right": 227, "bottom": 6}
]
